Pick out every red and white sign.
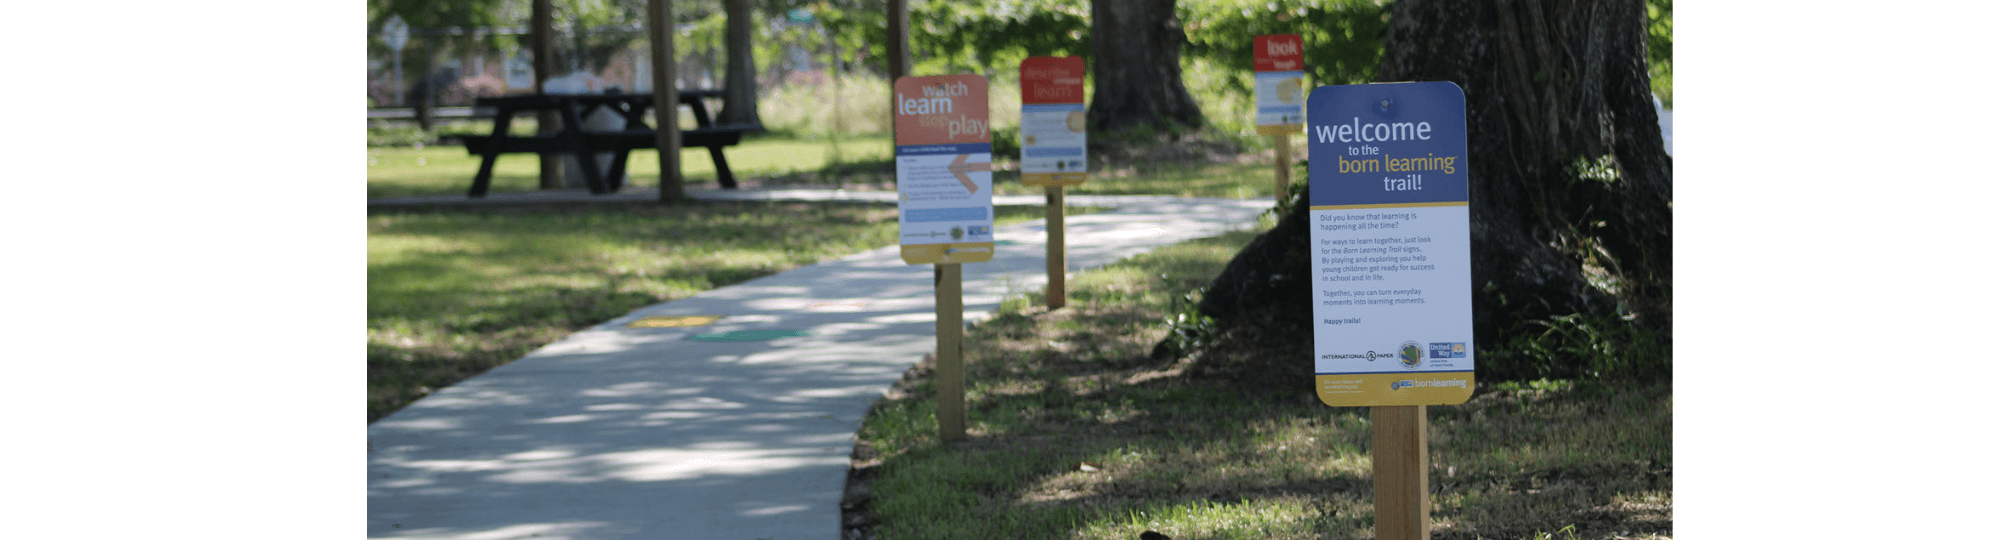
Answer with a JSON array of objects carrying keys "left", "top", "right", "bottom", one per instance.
[
  {"left": 1254, "top": 34, "right": 1303, "bottom": 72},
  {"left": 1253, "top": 34, "right": 1305, "bottom": 135},
  {"left": 895, "top": 75, "right": 994, "bottom": 265},
  {"left": 1019, "top": 56, "right": 1087, "bottom": 187},
  {"left": 1021, "top": 56, "right": 1085, "bottom": 105}
]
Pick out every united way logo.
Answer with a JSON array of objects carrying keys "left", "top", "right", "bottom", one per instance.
[
  {"left": 1398, "top": 341, "right": 1421, "bottom": 369},
  {"left": 1428, "top": 342, "right": 1467, "bottom": 359}
]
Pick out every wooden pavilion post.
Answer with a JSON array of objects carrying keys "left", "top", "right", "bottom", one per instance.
[
  {"left": 532, "top": 0, "right": 560, "bottom": 190},
  {"left": 648, "top": 0, "right": 686, "bottom": 202}
]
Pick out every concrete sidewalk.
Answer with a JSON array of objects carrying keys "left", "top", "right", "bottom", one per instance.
[{"left": 367, "top": 189, "right": 1271, "bottom": 539}]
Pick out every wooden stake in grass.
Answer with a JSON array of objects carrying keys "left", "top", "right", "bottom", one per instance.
[
  {"left": 1273, "top": 133, "right": 1292, "bottom": 203},
  {"left": 935, "top": 263, "right": 967, "bottom": 442},
  {"left": 532, "top": 0, "right": 559, "bottom": 190},
  {"left": 1046, "top": 186, "right": 1066, "bottom": 309},
  {"left": 1372, "top": 405, "right": 1430, "bottom": 540},
  {"left": 646, "top": 0, "right": 685, "bottom": 203}
]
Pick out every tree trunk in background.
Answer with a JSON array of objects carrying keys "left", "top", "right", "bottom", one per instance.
[
  {"left": 718, "top": 0, "right": 761, "bottom": 125},
  {"left": 648, "top": 0, "right": 687, "bottom": 203},
  {"left": 1182, "top": 0, "right": 1671, "bottom": 382},
  {"left": 533, "top": 0, "right": 559, "bottom": 189},
  {"left": 1086, "top": 0, "right": 1204, "bottom": 134},
  {"left": 886, "top": 0, "right": 912, "bottom": 80}
]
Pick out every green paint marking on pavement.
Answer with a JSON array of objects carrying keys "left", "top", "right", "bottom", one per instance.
[{"left": 689, "top": 329, "right": 811, "bottom": 342}]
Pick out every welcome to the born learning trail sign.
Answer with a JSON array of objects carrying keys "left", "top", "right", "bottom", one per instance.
[{"left": 1306, "top": 81, "right": 1474, "bottom": 407}]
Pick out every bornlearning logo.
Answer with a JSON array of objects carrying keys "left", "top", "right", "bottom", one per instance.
[{"left": 1398, "top": 341, "right": 1421, "bottom": 369}]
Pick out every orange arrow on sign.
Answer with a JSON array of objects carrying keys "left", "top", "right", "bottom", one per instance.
[{"left": 948, "top": 154, "right": 990, "bottom": 193}]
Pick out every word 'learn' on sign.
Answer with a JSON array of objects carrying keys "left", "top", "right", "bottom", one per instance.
[
  {"left": 1019, "top": 56, "right": 1087, "bottom": 187},
  {"left": 894, "top": 75, "right": 994, "bottom": 265},
  {"left": 1305, "top": 81, "right": 1474, "bottom": 408}
]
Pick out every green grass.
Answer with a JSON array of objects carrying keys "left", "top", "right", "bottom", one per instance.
[
  {"left": 366, "top": 200, "right": 1095, "bottom": 423},
  {"left": 368, "top": 136, "right": 1299, "bottom": 201},
  {"left": 848, "top": 229, "right": 1673, "bottom": 540},
  {"left": 365, "top": 133, "right": 897, "bottom": 199}
]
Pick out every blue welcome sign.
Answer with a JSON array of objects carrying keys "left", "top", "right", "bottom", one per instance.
[{"left": 1305, "top": 82, "right": 1475, "bottom": 407}]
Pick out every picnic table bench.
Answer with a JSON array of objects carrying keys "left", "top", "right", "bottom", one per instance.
[{"left": 460, "top": 90, "right": 763, "bottom": 197}]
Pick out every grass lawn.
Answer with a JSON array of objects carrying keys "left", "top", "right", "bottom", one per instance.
[
  {"left": 364, "top": 132, "right": 1288, "bottom": 423},
  {"left": 846, "top": 230, "right": 1673, "bottom": 540},
  {"left": 366, "top": 130, "right": 1670, "bottom": 537},
  {"left": 367, "top": 133, "right": 1298, "bottom": 200},
  {"left": 367, "top": 200, "right": 1095, "bottom": 423},
  {"left": 366, "top": 134, "right": 897, "bottom": 199}
]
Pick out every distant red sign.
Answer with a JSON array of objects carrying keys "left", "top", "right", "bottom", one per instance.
[
  {"left": 1254, "top": 34, "right": 1304, "bottom": 72},
  {"left": 1020, "top": 56, "right": 1085, "bottom": 105}
]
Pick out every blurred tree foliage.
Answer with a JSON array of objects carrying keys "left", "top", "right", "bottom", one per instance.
[
  {"left": 909, "top": 0, "right": 1093, "bottom": 76},
  {"left": 1646, "top": 0, "right": 1672, "bottom": 107},
  {"left": 1181, "top": 0, "right": 1394, "bottom": 93},
  {"left": 369, "top": 0, "right": 1671, "bottom": 109}
]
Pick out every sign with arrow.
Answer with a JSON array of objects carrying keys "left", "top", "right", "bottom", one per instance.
[
  {"left": 947, "top": 154, "right": 989, "bottom": 192},
  {"left": 894, "top": 75, "right": 993, "bottom": 265}
]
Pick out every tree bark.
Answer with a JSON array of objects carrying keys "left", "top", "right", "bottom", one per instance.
[
  {"left": 719, "top": 0, "right": 762, "bottom": 125},
  {"left": 533, "top": 0, "right": 560, "bottom": 190},
  {"left": 886, "top": 0, "right": 913, "bottom": 81},
  {"left": 1182, "top": 0, "right": 1671, "bottom": 382},
  {"left": 1086, "top": 0, "right": 1204, "bottom": 134},
  {"left": 648, "top": 0, "right": 687, "bottom": 203}
]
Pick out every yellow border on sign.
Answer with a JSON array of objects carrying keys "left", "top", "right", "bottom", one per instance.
[
  {"left": 1309, "top": 201, "right": 1469, "bottom": 211},
  {"left": 1255, "top": 123, "right": 1303, "bottom": 135},
  {"left": 901, "top": 242, "right": 997, "bottom": 264},
  {"left": 1316, "top": 372, "right": 1473, "bottom": 407}
]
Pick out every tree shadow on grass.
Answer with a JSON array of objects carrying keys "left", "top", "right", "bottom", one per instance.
[{"left": 850, "top": 305, "right": 1673, "bottom": 539}]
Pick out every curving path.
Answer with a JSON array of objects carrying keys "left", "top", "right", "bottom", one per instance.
[{"left": 367, "top": 189, "right": 1270, "bottom": 539}]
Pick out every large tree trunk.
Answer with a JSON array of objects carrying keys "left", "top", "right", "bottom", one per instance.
[
  {"left": 1086, "top": 0, "right": 1204, "bottom": 134},
  {"left": 1180, "top": 0, "right": 1671, "bottom": 383},
  {"left": 718, "top": 0, "right": 761, "bottom": 125}
]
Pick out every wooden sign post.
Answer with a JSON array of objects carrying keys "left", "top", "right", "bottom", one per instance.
[
  {"left": 1253, "top": 34, "right": 1305, "bottom": 203},
  {"left": 1045, "top": 187, "right": 1065, "bottom": 307},
  {"left": 934, "top": 264, "right": 966, "bottom": 439},
  {"left": 1019, "top": 56, "right": 1087, "bottom": 309},
  {"left": 1274, "top": 134, "right": 1292, "bottom": 202},
  {"left": 1305, "top": 82, "right": 1474, "bottom": 540},
  {"left": 1373, "top": 405, "right": 1429, "bottom": 539},
  {"left": 894, "top": 74, "right": 992, "bottom": 442}
]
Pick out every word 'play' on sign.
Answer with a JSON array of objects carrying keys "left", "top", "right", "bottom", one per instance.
[{"left": 895, "top": 75, "right": 995, "bottom": 265}]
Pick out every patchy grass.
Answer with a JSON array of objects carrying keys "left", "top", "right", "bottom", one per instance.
[
  {"left": 365, "top": 134, "right": 897, "bottom": 199},
  {"left": 846, "top": 230, "right": 1672, "bottom": 540},
  {"left": 366, "top": 200, "right": 1095, "bottom": 423},
  {"left": 368, "top": 132, "right": 1297, "bottom": 201}
]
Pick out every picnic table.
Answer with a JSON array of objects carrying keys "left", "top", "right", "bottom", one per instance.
[{"left": 460, "top": 90, "right": 763, "bottom": 197}]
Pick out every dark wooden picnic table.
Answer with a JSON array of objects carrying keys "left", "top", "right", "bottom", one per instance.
[{"left": 461, "top": 90, "right": 763, "bottom": 197}]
